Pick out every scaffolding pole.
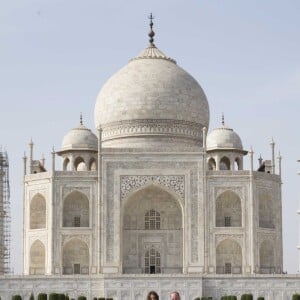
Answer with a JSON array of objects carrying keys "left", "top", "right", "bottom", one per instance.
[{"left": 0, "top": 150, "right": 11, "bottom": 274}]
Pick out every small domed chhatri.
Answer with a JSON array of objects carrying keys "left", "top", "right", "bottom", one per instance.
[
  {"left": 206, "top": 115, "right": 247, "bottom": 171},
  {"left": 57, "top": 114, "right": 98, "bottom": 171},
  {"left": 207, "top": 115, "right": 244, "bottom": 151},
  {"left": 60, "top": 114, "right": 98, "bottom": 152},
  {"left": 94, "top": 16, "right": 209, "bottom": 148}
]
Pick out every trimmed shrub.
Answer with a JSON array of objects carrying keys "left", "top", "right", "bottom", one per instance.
[
  {"left": 49, "top": 294, "right": 58, "bottom": 300},
  {"left": 106, "top": 298, "right": 113, "bottom": 300},
  {"left": 65, "top": 295, "right": 69, "bottom": 300},
  {"left": 57, "top": 295, "right": 65, "bottom": 300},
  {"left": 77, "top": 297, "right": 86, "bottom": 300},
  {"left": 12, "top": 296, "right": 22, "bottom": 300},
  {"left": 29, "top": 293, "right": 34, "bottom": 300},
  {"left": 241, "top": 295, "right": 253, "bottom": 300},
  {"left": 292, "top": 294, "right": 300, "bottom": 300},
  {"left": 257, "top": 297, "right": 265, "bottom": 300},
  {"left": 38, "top": 294, "right": 47, "bottom": 300}
]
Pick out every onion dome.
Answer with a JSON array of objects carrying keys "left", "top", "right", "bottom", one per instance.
[
  {"left": 207, "top": 116, "right": 245, "bottom": 152},
  {"left": 59, "top": 115, "right": 98, "bottom": 152},
  {"left": 94, "top": 16, "right": 209, "bottom": 148}
]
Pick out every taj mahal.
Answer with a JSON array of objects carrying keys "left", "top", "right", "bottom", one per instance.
[{"left": 1, "top": 16, "right": 300, "bottom": 300}]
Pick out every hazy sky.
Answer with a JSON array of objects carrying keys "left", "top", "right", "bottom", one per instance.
[{"left": 1, "top": 1, "right": 300, "bottom": 274}]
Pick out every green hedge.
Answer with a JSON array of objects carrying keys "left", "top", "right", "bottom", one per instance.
[
  {"left": 12, "top": 296, "right": 22, "bottom": 300},
  {"left": 220, "top": 296, "right": 237, "bottom": 300},
  {"left": 257, "top": 297, "right": 265, "bottom": 300},
  {"left": 29, "top": 293, "right": 34, "bottom": 300},
  {"left": 77, "top": 297, "right": 86, "bottom": 300},
  {"left": 57, "top": 294, "right": 65, "bottom": 300},
  {"left": 292, "top": 294, "right": 300, "bottom": 300},
  {"left": 49, "top": 294, "right": 58, "bottom": 300},
  {"left": 241, "top": 295, "right": 253, "bottom": 300},
  {"left": 38, "top": 294, "right": 47, "bottom": 300}
]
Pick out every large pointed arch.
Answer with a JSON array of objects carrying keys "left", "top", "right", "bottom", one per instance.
[
  {"left": 62, "top": 238, "right": 89, "bottom": 275},
  {"left": 29, "top": 240, "right": 45, "bottom": 275},
  {"left": 30, "top": 193, "right": 46, "bottom": 229},
  {"left": 122, "top": 184, "right": 183, "bottom": 274},
  {"left": 63, "top": 191, "right": 89, "bottom": 227}
]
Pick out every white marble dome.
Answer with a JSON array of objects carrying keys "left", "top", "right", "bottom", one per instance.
[
  {"left": 60, "top": 123, "right": 98, "bottom": 152},
  {"left": 94, "top": 44, "right": 210, "bottom": 148},
  {"left": 207, "top": 124, "right": 243, "bottom": 151}
]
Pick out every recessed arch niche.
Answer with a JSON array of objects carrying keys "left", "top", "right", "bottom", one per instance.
[
  {"left": 62, "top": 238, "right": 89, "bottom": 275},
  {"left": 216, "top": 190, "right": 242, "bottom": 227},
  {"left": 260, "top": 240, "right": 275, "bottom": 273},
  {"left": 30, "top": 193, "right": 46, "bottom": 229},
  {"left": 122, "top": 184, "right": 183, "bottom": 274},
  {"left": 63, "top": 191, "right": 89, "bottom": 227},
  {"left": 216, "top": 239, "right": 242, "bottom": 274},
  {"left": 29, "top": 240, "right": 45, "bottom": 275}
]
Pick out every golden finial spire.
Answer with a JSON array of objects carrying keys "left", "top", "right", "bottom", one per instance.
[{"left": 148, "top": 13, "right": 155, "bottom": 46}]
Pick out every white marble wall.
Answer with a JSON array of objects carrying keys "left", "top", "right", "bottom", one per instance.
[{"left": 1, "top": 275, "right": 300, "bottom": 300}]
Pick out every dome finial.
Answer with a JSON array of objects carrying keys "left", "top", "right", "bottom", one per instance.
[
  {"left": 80, "top": 112, "right": 83, "bottom": 125},
  {"left": 148, "top": 13, "right": 155, "bottom": 46},
  {"left": 221, "top": 113, "right": 225, "bottom": 126}
]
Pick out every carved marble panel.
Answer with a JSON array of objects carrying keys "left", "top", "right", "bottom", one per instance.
[{"left": 120, "top": 175, "right": 185, "bottom": 201}]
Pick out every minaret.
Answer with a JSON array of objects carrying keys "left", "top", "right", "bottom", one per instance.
[
  {"left": 277, "top": 151, "right": 282, "bottom": 178},
  {"left": 258, "top": 154, "right": 263, "bottom": 168},
  {"left": 29, "top": 139, "right": 34, "bottom": 174},
  {"left": 270, "top": 138, "right": 275, "bottom": 174},
  {"left": 51, "top": 147, "right": 56, "bottom": 172},
  {"left": 22, "top": 152, "right": 27, "bottom": 176}
]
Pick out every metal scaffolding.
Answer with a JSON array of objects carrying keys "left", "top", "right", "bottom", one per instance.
[{"left": 0, "top": 150, "right": 11, "bottom": 274}]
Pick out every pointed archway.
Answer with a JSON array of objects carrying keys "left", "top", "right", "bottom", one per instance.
[
  {"left": 122, "top": 185, "right": 183, "bottom": 274},
  {"left": 29, "top": 240, "right": 45, "bottom": 275}
]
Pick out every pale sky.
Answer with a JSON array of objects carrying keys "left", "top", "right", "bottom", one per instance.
[{"left": 1, "top": 0, "right": 300, "bottom": 274}]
